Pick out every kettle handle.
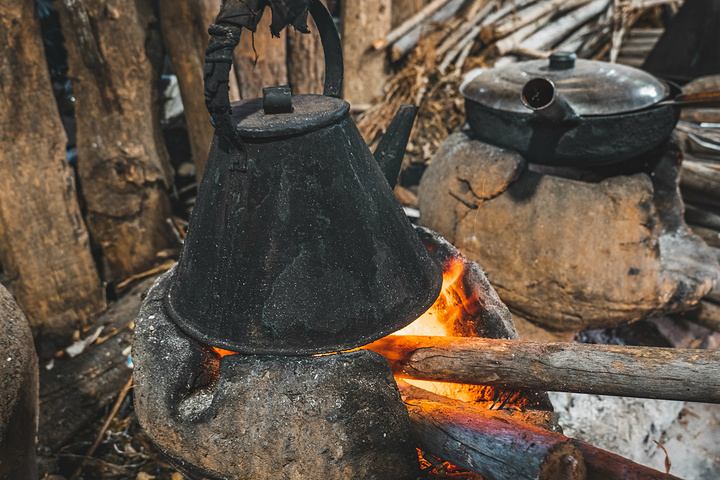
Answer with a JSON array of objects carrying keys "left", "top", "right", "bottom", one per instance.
[{"left": 203, "top": 0, "right": 343, "bottom": 171}]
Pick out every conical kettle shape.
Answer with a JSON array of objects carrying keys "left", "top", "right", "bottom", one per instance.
[{"left": 165, "top": 0, "right": 442, "bottom": 355}]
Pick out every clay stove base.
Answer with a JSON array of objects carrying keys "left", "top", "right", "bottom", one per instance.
[{"left": 133, "top": 269, "right": 420, "bottom": 480}]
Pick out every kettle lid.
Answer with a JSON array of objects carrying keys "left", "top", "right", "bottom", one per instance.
[{"left": 233, "top": 91, "right": 349, "bottom": 138}]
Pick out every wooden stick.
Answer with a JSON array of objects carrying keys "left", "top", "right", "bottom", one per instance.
[
  {"left": 366, "top": 335, "right": 720, "bottom": 403},
  {"left": 520, "top": 0, "right": 610, "bottom": 51},
  {"left": 491, "top": 10, "right": 554, "bottom": 56},
  {"left": 115, "top": 259, "right": 176, "bottom": 290},
  {"left": 400, "top": 382, "right": 587, "bottom": 480},
  {"left": 390, "top": 0, "right": 470, "bottom": 61},
  {"left": 401, "top": 382, "right": 683, "bottom": 480},
  {"left": 436, "top": 0, "right": 498, "bottom": 58},
  {"left": 553, "top": 21, "right": 598, "bottom": 53},
  {"left": 483, "top": 0, "right": 590, "bottom": 44},
  {"left": 374, "top": 0, "right": 452, "bottom": 50},
  {"left": 71, "top": 375, "right": 134, "bottom": 479}
]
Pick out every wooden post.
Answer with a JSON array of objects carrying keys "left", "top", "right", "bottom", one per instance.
[
  {"left": 367, "top": 335, "right": 720, "bottom": 403},
  {"left": 287, "top": 2, "right": 325, "bottom": 95},
  {"left": 0, "top": 0, "right": 104, "bottom": 357},
  {"left": 233, "top": 7, "right": 288, "bottom": 99},
  {"left": 341, "top": 0, "right": 392, "bottom": 105},
  {"left": 56, "top": 0, "right": 179, "bottom": 282},
  {"left": 158, "top": 0, "right": 241, "bottom": 177}
]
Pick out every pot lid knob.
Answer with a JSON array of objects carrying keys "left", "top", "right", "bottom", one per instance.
[{"left": 549, "top": 52, "right": 576, "bottom": 70}]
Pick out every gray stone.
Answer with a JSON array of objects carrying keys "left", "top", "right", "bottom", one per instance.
[
  {"left": 133, "top": 270, "right": 420, "bottom": 480},
  {"left": 0, "top": 284, "right": 38, "bottom": 480},
  {"left": 419, "top": 130, "right": 719, "bottom": 331}
]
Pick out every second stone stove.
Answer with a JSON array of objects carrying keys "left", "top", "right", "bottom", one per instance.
[{"left": 418, "top": 129, "right": 719, "bottom": 333}]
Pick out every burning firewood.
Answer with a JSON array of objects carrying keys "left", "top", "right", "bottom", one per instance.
[
  {"left": 400, "top": 381, "right": 587, "bottom": 480},
  {"left": 400, "top": 382, "right": 684, "bottom": 480},
  {"left": 367, "top": 335, "right": 720, "bottom": 403}
]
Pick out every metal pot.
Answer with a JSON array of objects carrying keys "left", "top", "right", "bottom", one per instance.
[{"left": 460, "top": 52, "right": 716, "bottom": 166}]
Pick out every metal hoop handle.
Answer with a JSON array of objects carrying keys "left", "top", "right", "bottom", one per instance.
[{"left": 203, "top": 0, "right": 343, "bottom": 170}]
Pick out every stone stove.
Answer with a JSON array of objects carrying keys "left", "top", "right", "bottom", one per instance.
[
  {"left": 133, "top": 269, "right": 420, "bottom": 480},
  {"left": 418, "top": 129, "right": 719, "bottom": 333}
]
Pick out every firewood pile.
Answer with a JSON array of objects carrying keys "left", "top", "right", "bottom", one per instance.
[
  {"left": 357, "top": 0, "right": 681, "bottom": 166},
  {"left": 674, "top": 74, "right": 720, "bottom": 332}
]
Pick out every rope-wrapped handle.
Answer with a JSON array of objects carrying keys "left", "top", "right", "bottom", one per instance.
[{"left": 204, "top": 0, "right": 344, "bottom": 171}]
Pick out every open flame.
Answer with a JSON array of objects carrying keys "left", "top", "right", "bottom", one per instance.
[
  {"left": 394, "top": 258, "right": 464, "bottom": 338},
  {"left": 392, "top": 257, "right": 495, "bottom": 405}
]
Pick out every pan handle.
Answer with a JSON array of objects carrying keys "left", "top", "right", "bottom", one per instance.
[{"left": 659, "top": 89, "right": 720, "bottom": 108}]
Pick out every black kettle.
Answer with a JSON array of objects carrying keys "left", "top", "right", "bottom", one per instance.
[{"left": 164, "top": 0, "right": 442, "bottom": 355}]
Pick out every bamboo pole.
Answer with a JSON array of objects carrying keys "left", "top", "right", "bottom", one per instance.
[{"left": 366, "top": 335, "right": 720, "bottom": 403}]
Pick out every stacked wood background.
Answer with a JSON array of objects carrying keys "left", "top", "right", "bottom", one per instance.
[{"left": 674, "top": 74, "right": 720, "bottom": 333}]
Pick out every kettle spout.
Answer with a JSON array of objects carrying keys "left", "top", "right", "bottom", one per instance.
[
  {"left": 373, "top": 105, "right": 419, "bottom": 188},
  {"left": 521, "top": 77, "right": 578, "bottom": 123}
]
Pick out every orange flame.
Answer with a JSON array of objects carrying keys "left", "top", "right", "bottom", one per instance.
[
  {"left": 394, "top": 257, "right": 465, "bottom": 338},
  {"left": 213, "top": 347, "right": 238, "bottom": 357}
]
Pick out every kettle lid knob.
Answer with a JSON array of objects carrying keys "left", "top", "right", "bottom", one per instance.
[{"left": 263, "top": 85, "right": 293, "bottom": 114}]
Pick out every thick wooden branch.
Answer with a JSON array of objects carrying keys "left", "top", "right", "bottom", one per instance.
[
  {"left": 400, "top": 382, "right": 587, "bottom": 480},
  {"left": 366, "top": 335, "right": 720, "bottom": 403},
  {"left": 401, "top": 383, "right": 682, "bottom": 480}
]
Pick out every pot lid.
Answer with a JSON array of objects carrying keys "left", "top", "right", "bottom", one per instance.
[
  {"left": 232, "top": 90, "right": 349, "bottom": 139},
  {"left": 460, "top": 52, "right": 671, "bottom": 116}
]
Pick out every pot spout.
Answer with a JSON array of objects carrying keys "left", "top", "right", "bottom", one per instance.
[
  {"left": 373, "top": 105, "right": 418, "bottom": 188},
  {"left": 521, "top": 77, "right": 578, "bottom": 123}
]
